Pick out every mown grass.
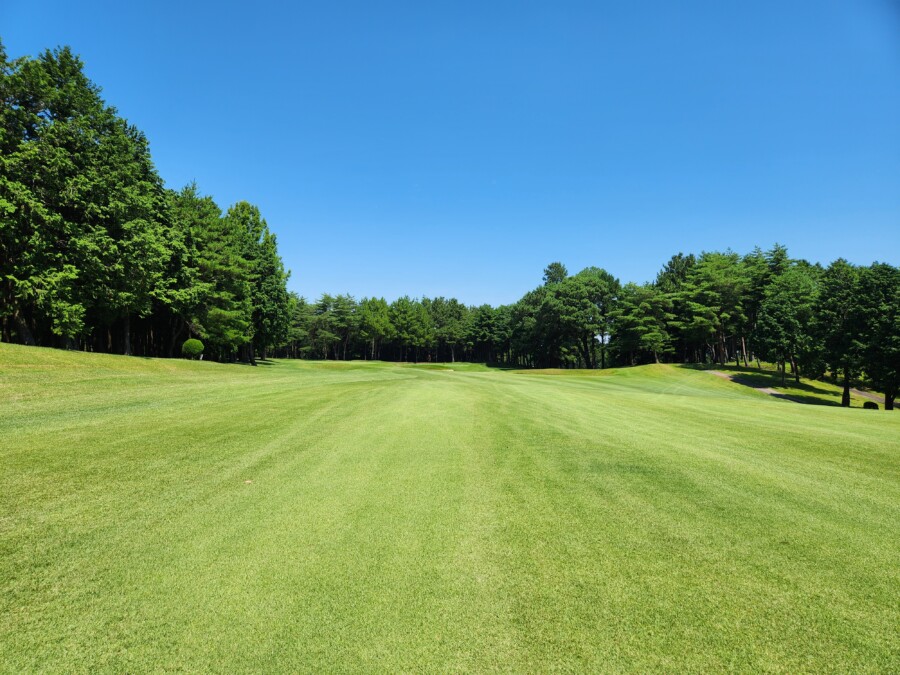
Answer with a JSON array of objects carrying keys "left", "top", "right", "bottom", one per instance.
[
  {"left": 1, "top": 344, "right": 898, "bottom": 672},
  {"left": 685, "top": 362, "right": 880, "bottom": 407}
]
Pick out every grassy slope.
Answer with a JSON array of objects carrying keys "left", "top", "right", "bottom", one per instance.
[
  {"left": 1, "top": 344, "right": 898, "bottom": 672},
  {"left": 688, "top": 362, "right": 882, "bottom": 407}
]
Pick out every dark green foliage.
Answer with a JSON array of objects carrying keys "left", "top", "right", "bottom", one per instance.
[
  {"left": 542, "top": 262, "right": 568, "bottom": 286},
  {"left": 853, "top": 263, "right": 900, "bottom": 410},
  {"left": 613, "top": 283, "right": 674, "bottom": 364},
  {"left": 182, "top": 338, "right": 204, "bottom": 359},
  {"left": 816, "top": 259, "right": 863, "bottom": 406},
  {"left": 754, "top": 265, "right": 821, "bottom": 386},
  {"left": 676, "top": 251, "right": 748, "bottom": 365},
  {"left": 358, "top": 297, "right": 392, "bottom": 359},
  {"left": 0, "top": 41, "right": 291, "bottom": 362}
]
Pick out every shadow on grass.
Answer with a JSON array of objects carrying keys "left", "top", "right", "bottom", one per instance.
[
  {"left": 482, "top": 362, "right": 519, "bottom": 371},
  {"left": 676, "top": 363, "right": 843, "bottom": 407}
]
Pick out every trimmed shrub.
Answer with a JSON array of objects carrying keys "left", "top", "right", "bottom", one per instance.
[
  {"left": 182, "top": 338, "right": 204, "bottom": 359},
  {"left": 863, "top": 401, "right": 879, "bottom": 410}
]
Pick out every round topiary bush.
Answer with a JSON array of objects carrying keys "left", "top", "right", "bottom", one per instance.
[
  {"left": 863, "top": 401, "right": 879, "bottom": 410},
  {"left": 182, "top": 338, "right": 204, "bottom": 360}
]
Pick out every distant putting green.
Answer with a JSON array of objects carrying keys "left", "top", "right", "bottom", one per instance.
[{"left": 1, "top": 343, "right": 898, "bottom": 672}]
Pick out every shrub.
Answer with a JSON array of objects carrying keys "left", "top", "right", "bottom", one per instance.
[
  {"left": 182, "top": 338, "right": 204, "bottom": 359},
  {"left": 863, "top": 401, "right": 879, "bottom": 410}
]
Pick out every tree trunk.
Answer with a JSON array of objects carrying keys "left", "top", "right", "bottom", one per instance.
[
  {"left": 579, "top": 336, "right": 591, "bottom": 369},
  {"left": 13, "top": 311, "right": 36, "bottom": 345},
  {"left": 780, "top": 361, "right": 786, "bottom": 387},
  {"left": 885, "top": 388, "right": 895, "bottom": 411},
  {"left": 842, "top": 367, "right": 851, "bottom": 407},
  {"left": 791, "top": 355, "right": 800, "bottom": 384},
  {"left": 742, "top": 336, "right": 749, "bottom": 367},
  {"left": 168, "top": 319, "right": 185, "bottom": 357},
  {"left": 123, "top": 315, "right": 132, "bottom": 356}
]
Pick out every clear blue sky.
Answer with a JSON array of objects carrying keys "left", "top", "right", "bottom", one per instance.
[{"left": 3, "top": 1, "right": 899, "bottom": 305}]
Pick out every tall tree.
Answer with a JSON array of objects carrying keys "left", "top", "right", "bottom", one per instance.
[
  {"left": 388, "top": 296, "right": 432, "bottom": 362},
  {"left": 192, "top": 200, "right": 253, "bottom": 360},
  {"left": 358, "top": 297, "right": 392, "bottom": 360},
  {"left": 678, "top": 252, "right": 748, "bottom": 364},
  {"left": 330, "top": 294, "right": 358, "bottom": 360},
  {"left": 612, "top": 283, "right": 675, "bottom": 364},
  {"left": 817, "top": 259, "right": 862, "bottom": 407},
  {"left": 854, "top": 263, "right": 900, "bottom": 410},
  {"left": 427, "top": 296, "right": 468, "bottom": 362},
  {"left": 542, "top": 262, "right": 568, "bottom": 286},
  {"left": 0, "top": 43, "right": 170, "bottom": 351},
  {"left": 754, "top": 265, "right": 820, "bottom": 386}
]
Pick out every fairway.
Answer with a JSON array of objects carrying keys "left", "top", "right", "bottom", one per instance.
[{"left": 1, "top": 344, "right": 899, "bottom": 672}]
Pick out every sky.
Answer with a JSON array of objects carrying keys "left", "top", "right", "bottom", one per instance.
[{"left": 3, "top": 0, "right": 899, "bottom": 305}]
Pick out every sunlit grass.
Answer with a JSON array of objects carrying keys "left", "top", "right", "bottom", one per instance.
[{"left": 1, "top": 344, "right": 898, "bottom": 671}]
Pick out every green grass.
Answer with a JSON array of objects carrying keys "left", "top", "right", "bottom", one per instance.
[
  {"left": 686, "top": 362, "right": 882, "bottom": 407},
  {"left": 1, "top": 344, "right": 898, "bottom": 672}
]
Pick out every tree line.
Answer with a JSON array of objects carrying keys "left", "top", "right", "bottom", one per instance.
[
  {"left": 276, "top": 248, "right": 898, "bottom": 409},
  {"left": 0, "top": 42, "right": 292, "bottom": 363},
  {"left": 2, "top": 42, "right": 897, "bottom": 409}
]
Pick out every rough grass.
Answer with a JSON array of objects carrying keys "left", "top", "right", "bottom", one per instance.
[{"left": 1, "top": 344, "right": 898, "bottom": 672}]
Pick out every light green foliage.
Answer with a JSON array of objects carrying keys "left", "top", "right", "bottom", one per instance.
[
  {"left": 1, "top": 343, "right": 898, "bottom": 671},
  {"left": 181, "top": 338, "right": 204, "bottom": 359}
]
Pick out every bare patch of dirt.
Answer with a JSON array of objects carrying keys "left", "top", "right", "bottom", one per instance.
[{"left": 852, "top": 388, "right": 882, "bottom": 403}]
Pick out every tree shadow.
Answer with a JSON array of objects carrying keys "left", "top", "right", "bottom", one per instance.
[
  {"left": 677, "top": 364, "right": 843, "bottom": 406},
  {"left": 482, "top": 362, "right": 520, "bottom": 370}
]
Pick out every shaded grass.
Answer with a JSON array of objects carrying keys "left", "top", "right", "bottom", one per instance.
[
  {"left": 1, "top": 345, "right": 898, "bottom": 672},
  {"left": 684, "top": 362, "right": 879, "bottom": 407}
]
